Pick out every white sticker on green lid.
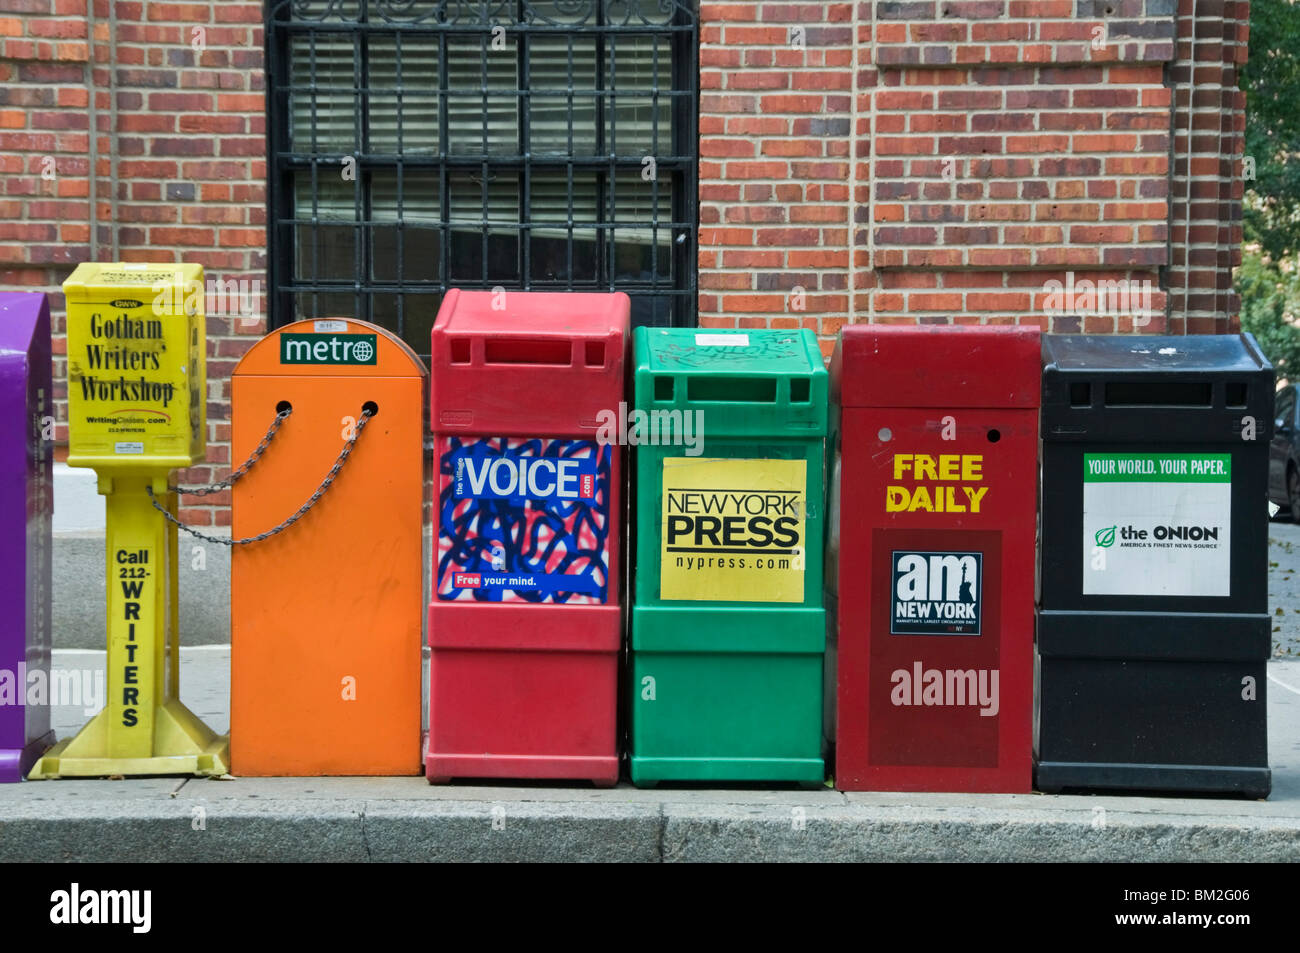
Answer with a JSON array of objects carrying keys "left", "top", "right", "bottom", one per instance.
[{"left": 695, "top": 333, "right": 748, "bottom": 347}]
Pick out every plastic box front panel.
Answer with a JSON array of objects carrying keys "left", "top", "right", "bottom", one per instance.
[
  {"left": 628, "top": 327, "right": 829, "bottom": 783},
  {"left": 634, "top": 439, "right": 826, "bottom": 612},
  {"left": 1036, "top": 333, "right": 1273, "bottom": 796},
  {"left": 1040, "top": 442, "right": 1269, "bottom": 615},
  {"left": 64, "top": 264, "right": 205, "bottom": 470},
  {"left": 1038, "top": 658, "right": 1269, "bottom": 768},
  {"left": 230, "top": 322, "right": 424, "bottom": 777},
  {"left": 836, "top": 402, "right": 1037, "bottom": 794},
  {"left": 629, "top": 645, "right": 825, "bottom": 779},
  {"left": 426, "top": 291, "right": 628, "bottom": 784},
  {"left": 0, "top": 294, "right": 53, "bottom": 780},
  {"left": 435, "top": 435, "right": 614, "bottom": 605}
]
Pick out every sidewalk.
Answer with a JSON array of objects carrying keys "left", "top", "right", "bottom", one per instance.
[{"left": 3, "top": 530, "right": 1299, "bottom": 862}]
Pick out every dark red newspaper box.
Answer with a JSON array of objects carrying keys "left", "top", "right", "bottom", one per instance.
[
  {"left": 427, "top": 289, "right": 627, "bottom": 785},
  {"left": 830, "top": 325, "right": 1039, "bottom": 792}
]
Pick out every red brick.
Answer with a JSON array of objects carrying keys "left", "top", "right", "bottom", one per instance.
[
  {"left": 720, "top": 294, "right": 786, "bottom": 313},
  {"left": 725, "top": 161, "right": 789, "bottom": 178},
  {"left": 702, "top": 138, "right": 755, "bottom": 157},
  {"left": 148, "top": 226, "right": 214, "bottom": 245},
  {"left": 146, "top": 4, "right": 211, "bottom": 22},
  {"left": 910, "top": 294, "right": 964, "bottom": 310},
  {"left": 723, "top": 250, "right": 784, "bottom": 268},
  {"left": 27, "top": 17, "right": 87, "bottom": 38},
  {"left": 216, "top": 228, "right": 264, "bottom": 247}
]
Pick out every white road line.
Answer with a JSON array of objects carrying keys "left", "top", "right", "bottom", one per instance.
[{"left": 1267, "top": 671, "right": 1300, "bottom": 696}]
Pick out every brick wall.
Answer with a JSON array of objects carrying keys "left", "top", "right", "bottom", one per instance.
[
  {"left": 0, "top": 0, "right": 265, "bottom": 527},
  {"left": 699, "top": 2, "right": 856, "bottom": 349},
  {"left": 0, "top": 1, "right": 1253, "bottom": 525},
  {"left": 698, "top": 0, "right": 1251, "bottom": 355}
]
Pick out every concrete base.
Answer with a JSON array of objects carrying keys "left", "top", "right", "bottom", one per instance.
[
  {"left": 0, "top": 776, "right": 1296, "bottom": 862},
  {"left": 0, "top": 648, "right": 1295, "bottom": 862},
  {"left": 1036, "top": 762, "right": 1272, "bottom": 799},
  {"left": 28, "top": 698, "right": 229, "bottom": 779}
]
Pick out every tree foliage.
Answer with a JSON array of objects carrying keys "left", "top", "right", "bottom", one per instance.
[
  {"left": 1237, "top": 251, "right": 1300, "bottom": 377},
  {"left": 1241, "top": 0, "right": 1300, "bottom": 262},
  {"left": 1237, "top": 0, "right": 1300, "bottom": 377}
]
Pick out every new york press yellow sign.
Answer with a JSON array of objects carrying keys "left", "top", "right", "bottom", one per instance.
[{"left": 660, "top": 457, "right": 807, "bottom": 603}]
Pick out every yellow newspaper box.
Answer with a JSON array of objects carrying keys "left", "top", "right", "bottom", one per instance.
[
  {"left": 30, "top": 262, "right": 227, "bottom": 779},
  {"left": 63, "top": 262, "right": 205, "bottom": 470}
]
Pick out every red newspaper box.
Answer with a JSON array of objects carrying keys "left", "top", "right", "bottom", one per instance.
[
  {"left": 831, "top": 325, "right": 1039, "bottom": 792},
  {"left": 427, "top": 289, "right": 628, "bottom": 785}
]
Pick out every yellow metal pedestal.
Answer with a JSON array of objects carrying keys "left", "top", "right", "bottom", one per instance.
[
  {"left": 29, "top": 699, "right": 229, "bottom": 778},
  {"left": 28, "top": 476, "right": 229, "bottom": 779}
]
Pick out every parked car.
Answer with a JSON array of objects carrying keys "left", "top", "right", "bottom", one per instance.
[{"left": 1269, "top": 384, "right": 1300, "bottom": 519}]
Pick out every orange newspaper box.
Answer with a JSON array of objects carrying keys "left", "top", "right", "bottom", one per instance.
[{"left": 230, "top": 318, "right": 425, "bottom": 776}]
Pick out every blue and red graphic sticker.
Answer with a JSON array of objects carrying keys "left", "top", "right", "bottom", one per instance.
[{"left": 436, "top": 436, "right": 610, "bottom": 603}]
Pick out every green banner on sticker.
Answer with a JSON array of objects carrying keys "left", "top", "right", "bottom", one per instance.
[{"left": 1083, "top": 453, "right": 1231, "bottom": 483}]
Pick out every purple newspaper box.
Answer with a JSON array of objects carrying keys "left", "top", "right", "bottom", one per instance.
[{"left": 0, "top": 292, "right": 54, "bottom": 780}]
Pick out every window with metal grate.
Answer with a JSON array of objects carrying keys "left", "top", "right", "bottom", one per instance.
[{"left": 266, "top": 0, "right": 699, "bottom": 362}]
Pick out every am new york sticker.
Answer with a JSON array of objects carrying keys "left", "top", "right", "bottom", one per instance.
[
  {"left": 436, "top": 436, "right": 610, "bottom": 603},
  {"left": 890, "top": 551, "right": 983, "bottom": 635}
]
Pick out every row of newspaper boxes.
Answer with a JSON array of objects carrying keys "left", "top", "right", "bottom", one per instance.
[{"left": 0, "top": 267, "right": 1274, "bottom": 796}]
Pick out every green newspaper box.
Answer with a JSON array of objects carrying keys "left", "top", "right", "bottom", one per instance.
[{"left": 629, "top": 327, "right": 828, "bottom": 786}]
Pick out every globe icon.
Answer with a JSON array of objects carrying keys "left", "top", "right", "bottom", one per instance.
[{"left": 352, "top": 339, "right": 374, "bottom": 362}]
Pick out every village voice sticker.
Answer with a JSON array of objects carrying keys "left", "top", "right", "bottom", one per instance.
[
  {"left": 1082, "top": 452, "right": 1231, "bottom": 597},
  {"left": 660, "top": 456, "right": 807, "bottom": 603},
  {"left": 890, "top": 551, "right": 982, "bottom": 635},
  {"left": 435, "top": 436, "right": 610, "bottom": 604}
]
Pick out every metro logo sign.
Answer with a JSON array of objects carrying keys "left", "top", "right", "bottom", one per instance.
[{"left": 279, "top": 333, "right": 378, "bottom": 365}]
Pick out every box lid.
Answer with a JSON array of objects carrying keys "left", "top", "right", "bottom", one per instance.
[
  {"left": 638, "top": 327, "right": 823, "bottom": 376},
  {"left": 62, "top": 262, "right": 204, "bottom": 303},
  {"left": 1042, "top": 333, "right": 1272, "bottom": 375},
  {"left": 836, "top": 324, "right": 1041, "bottom": 409},
  {"left": 433, "top": 288, "right": 629, "bottom": 338},
  {"left": 0, "top": 292, "right": 48, "bottom": 357}
]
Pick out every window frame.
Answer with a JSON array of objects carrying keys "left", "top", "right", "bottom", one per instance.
[{"left": 264, "top": 0, "right": 700, "bottom": 359}]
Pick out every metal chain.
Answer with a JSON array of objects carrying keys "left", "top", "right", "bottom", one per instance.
[
  {"left": 168, "top": 406, "right": 292, "bottom": 497},
  {"left": 146, "top": 408, "right": 374, "bottom": 547}
]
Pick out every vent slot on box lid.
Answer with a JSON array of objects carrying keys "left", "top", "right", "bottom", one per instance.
[
  {"left": 483, "top": 338, "right": 571, "bottom": 365},
  {"left": 1103, "top": 381, "right": 1212, "bottom": 407},
  {"left": 686, "top": 376, "right": 777, "bottom": 403}
]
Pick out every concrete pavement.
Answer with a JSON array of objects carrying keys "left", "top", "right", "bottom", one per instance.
[
  {"left": 0, "top": 645, "right": 1295, "bottom": 862},
  {"left": 6, "top": 508, "right": 1299, "bottom": 862},
  {"left": 1268, "top": 519, "right": 1300, "bottom": 658}
]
